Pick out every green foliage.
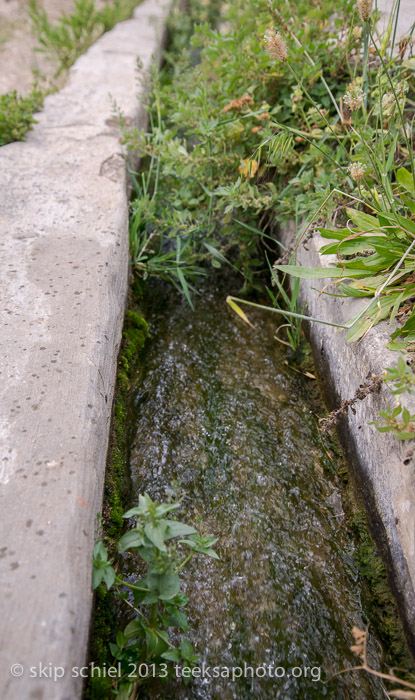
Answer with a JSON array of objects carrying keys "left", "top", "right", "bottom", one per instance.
[
  {"left": 1, "top": 0, "right": 141, "bottom": 148},
  {"left": 92, "top": 493, "right": 218, "bottom": 697},
  {"left": 0, "top": 88, "right": 43, "bottom": 146},
  {"left": 118, "top": 310, "right": 148, "bottom": 390},
  {"left": 383, "top": 355, "right": 415, "bottom": 395},
  {"left": 86, "top": 299, "right": 148, "bottom": 699},
  {"left": 123, "top": 0, "right": 356, "bottom": 297},
  {"left": 276, "top": 207, "right": 415, "bottom": 343},
  {"left": 28, "top": 0, "right": 141, "bottom": 75},
  {"left": 371, "top": 403, "right": 415, "bottom": 440},
  {"left": 350, "top": 510, "right": 413, "bottom": 666}
]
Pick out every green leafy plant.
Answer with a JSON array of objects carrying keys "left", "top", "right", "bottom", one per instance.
[
  {"left": 0, "top": 88, "right": 44, "bottom": 145},
  {"left": 92, "top": 492, "right": 218, "bottom": 698},
  {"left": 28, "top": 0, "right": 141, "bottom": 76},
  {"left": 121, "top": 0, "right": 356, "bottom": 298},
  {"left": 371, "top": 403, "right": 415, "bottom": 440},
  {"left": 383, "top": 355, "right": 415, "bottom": 395}
]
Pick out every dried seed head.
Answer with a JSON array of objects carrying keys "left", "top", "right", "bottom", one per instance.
[
  {"left": 382, "top": 92, "right": 395, "bottom": 116},
  {"left": 357, "top": 0, "right": 372, "bottom": 22},
  {"left": 348, "top": 161, "right": 366, "bottom": 183},
  {"left": 343, "top": 86, "right": 365, "bottom": 111},
  {"left": 223, "top": 93, "right": 254, "bottom": 113},
  {"left": 265, "top": 28, "right": 288, "bottom": 62}
]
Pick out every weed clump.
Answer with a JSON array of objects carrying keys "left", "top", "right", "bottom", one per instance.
[{"left": 0, "top": 89, "right": 43, "bottom": 145}]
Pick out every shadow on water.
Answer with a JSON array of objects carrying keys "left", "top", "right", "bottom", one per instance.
[{"left": 124, "top": 277, "right": 386, "bottom": 699}]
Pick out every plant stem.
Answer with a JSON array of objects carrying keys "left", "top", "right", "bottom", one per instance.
[
  {"left": 368, "top": 23, "right": 415, "bottom": 186},
  {"left": 115, "top": 576, "right": 150, "bottom": 593},
  {"left": 150, "top": 601, "right": 158, "bottom": 628},
  {"left": 174, "top": 552, "right": 194, "bottom": 574}
]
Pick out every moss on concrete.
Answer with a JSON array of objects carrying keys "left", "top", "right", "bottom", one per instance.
[
  {"left": 350, "top": 509, "right": 413, "bottom": 667},
  {"left": 85, "top": 280, "right": 148, "bottom": 699}
]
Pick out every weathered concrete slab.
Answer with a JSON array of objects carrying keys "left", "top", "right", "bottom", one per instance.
[
  {"left": 278, "top": 219, "right": 415, "bottom": 651},
  {"left": 0, "top": 2, "right": 169, "bottom": 698}
]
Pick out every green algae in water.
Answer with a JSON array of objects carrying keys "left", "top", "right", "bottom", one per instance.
[{"left": 124, "top": 280, "right": 388, "bottom": 699}]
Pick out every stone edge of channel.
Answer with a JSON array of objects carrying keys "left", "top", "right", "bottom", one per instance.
[{"left": 0, "top": 2, "right": 170, "bottom": 698}]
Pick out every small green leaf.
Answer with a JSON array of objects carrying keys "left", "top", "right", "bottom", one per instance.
[
  {"left": 118, "top": 529, "right": 145, "bottom": 552},
  {"left": 124, "top": 619, "right": 144, "bottom": 640},
  {"left": 146, "top": 571, "right": 181, "bottom": 600},
  {"left": 397, "top": 167, "right": 415, "bottom": 196},
  {"left": 116, "top": 684, "right": 134, "bottom": 700},
  {"left": 163, "top": 520, "right": 197, "bottom": 540},
  {"left": 116, "top": 630, "right": 127, "bottom": 648},
  {"left": 102, "top": 565, "right": 116, "bottom": 590},
  {"left": 92, "top": 567, "right": 104, "bottom": 590},
  {"left": 165, "top": 609, "right": 189, "bottom": 631},
  {"left": 144, "top": 522, "right": 167, "bottom": 551},
  {"left": 161, "top": 648, "right": 181, "bottom": 662},
  {"left": 93, "top": 541, "right": 108, "bottom": 563}
]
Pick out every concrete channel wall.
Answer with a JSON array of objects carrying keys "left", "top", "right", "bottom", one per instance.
[
  {"left": 0, "top": 2, "right": 169, "bottom": 698},
  {"left": 278, "top": 219, "right": 415, "bottom": 652},
  {"left": 278, "top": 0, "right": 415, "bottom": 652}
]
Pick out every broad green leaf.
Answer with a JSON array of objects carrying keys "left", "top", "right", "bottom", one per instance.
[
  {"left": 318, "top": 227, "right": 356, "bottom": 240},
  {"left": 402, "top": 406, "right": 411, "bottom": 426},
  {"left": 92, "top": 567, "right": 104, "bottom": 590},
  {"left": 123, "top": 493, "right": 153, "bottom": 518},
  {"left": 93, "top": 541, "right": 108, "bottom": 563},
  {"left": 163, "top": 520, "right": 197, "bottom": 540},
  {"left": 154, "top": 502, "right": 181, "bottom": 517},
  {"left": 137, "top": 546, "right": 157, "bottom": 563},
  {"left": 124, "top": 619, "right": 144, "bottom": 640},
  {"left": 118, "top": 529, "right": 145, "bottom": 552},
  {"left": 319, "top": 238, "right": 378, "bottom": 256},
  {"left": 401, "top": 194, "right": 415, "bottom": 215},
  {"left": 180, "top": 639, "right": 198, "bottom": 662},
  {"left": 145, "top": 628, "right": 168, "bottom": 658},
  {"left": 397, "top": 167, "right": 415, "bottom": 196},
  {"left": 146, "top": 571, "right": 181, "bottom": 600},
  {"left": 391, "top": 311, "right": 415, "bottom": 340},
  {"left": 346, "top": 288, "right": 415, "bottom": 342},
  {"left": 346, "top": 208, "right": 379, "bottom": 232},
  {"left": 161, "top": 648, "right": 181, "bottom": 662},
  {"left": 102, "top": 565, "right": 116, "bottom": 590},
  {"left": 165, "top": 609, "right": 189, "bottom": 631},
  {"left": 144, "top": 522, "right": 168, "bottom": 551},
  {"left": 116, "top": 630, "right": 127, "bottom": 648}
]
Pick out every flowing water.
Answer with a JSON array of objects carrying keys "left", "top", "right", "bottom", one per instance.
[{"left": 125, "top": 279, "right": 386, "bottom": 699}]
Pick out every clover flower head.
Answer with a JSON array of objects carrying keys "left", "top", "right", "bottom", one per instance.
[
  {"left": 264, "top": 28, "right": 288, "bottom": 62},
  {"left": 382, "top": 92, "right": 395, "bottom": 116},
  {"left": 344, "top": 86, "right": 365, "bottom": 111},
  {"left": 348, "top": 161, "right": 366, "bottom": 183}
]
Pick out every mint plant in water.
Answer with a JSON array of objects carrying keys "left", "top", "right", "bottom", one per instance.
[{"left": 92, "top": 493, "right": 218, "bottom": 698}]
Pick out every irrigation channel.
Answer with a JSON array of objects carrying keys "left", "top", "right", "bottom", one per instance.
[{"left": 120, "top": 276, "right": 389, "bottom": 699}]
